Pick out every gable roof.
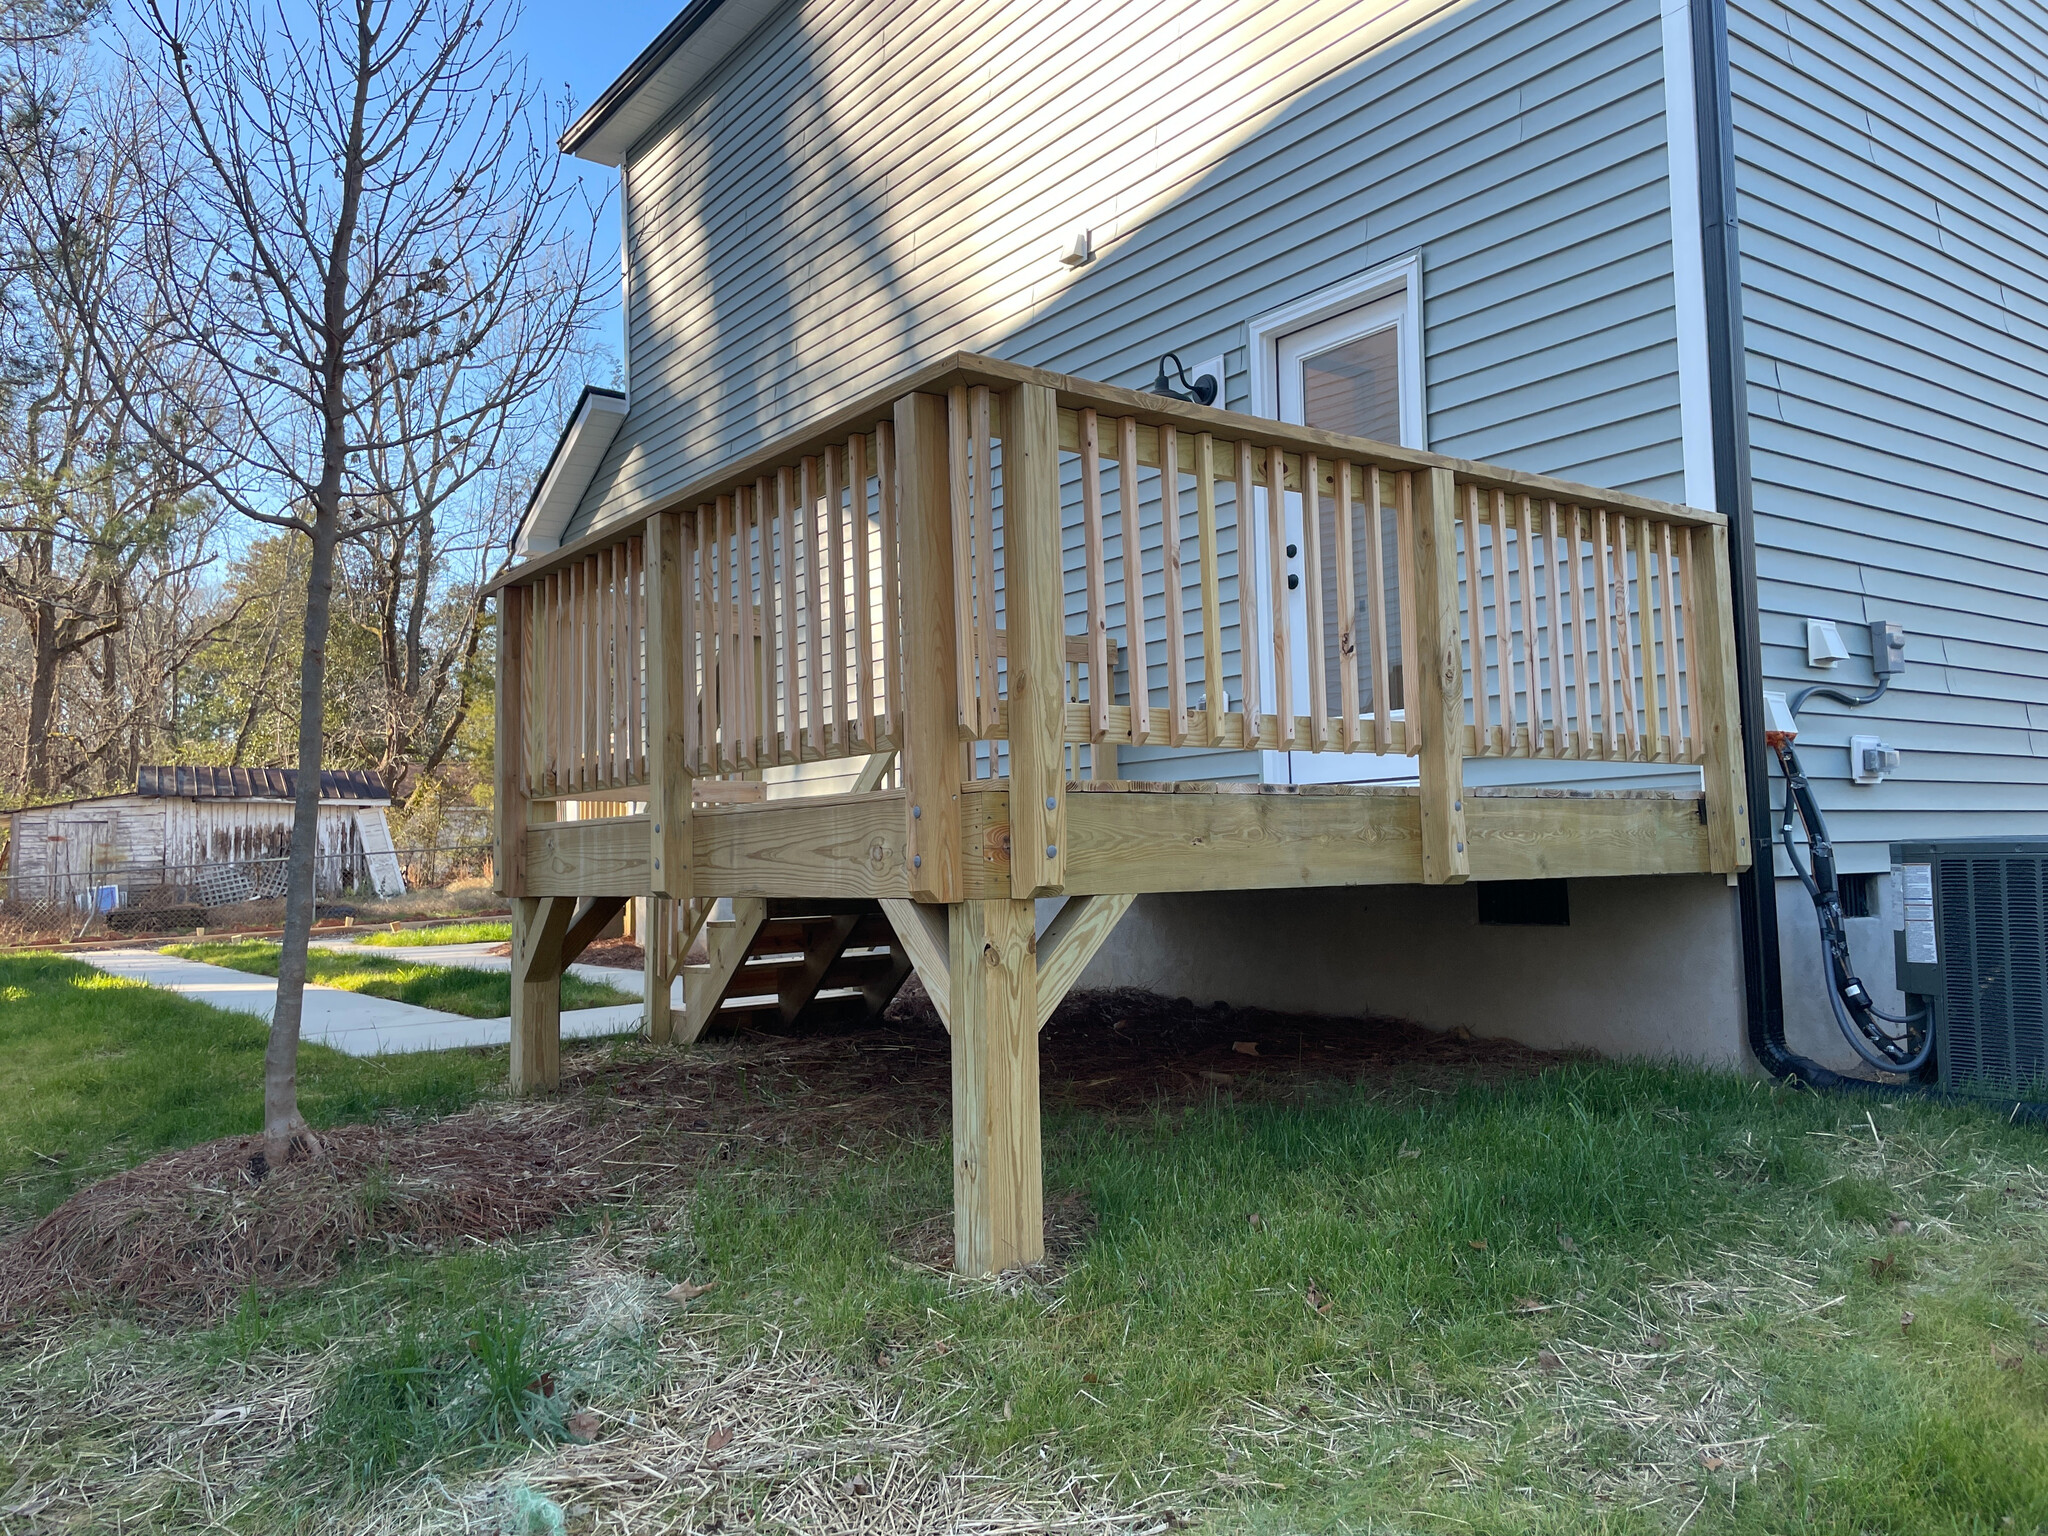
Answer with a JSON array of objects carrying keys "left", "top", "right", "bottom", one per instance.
[
  {"left": 560, "top": 0, "right": 786, "bottom": 167},
  {"left": 135, "top": 766, "right": 391, "bottom": 802},
  {"left": 513, "top": 385, "right": 629, "bottom": 557}
]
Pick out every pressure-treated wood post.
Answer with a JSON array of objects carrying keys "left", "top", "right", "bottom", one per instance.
[
  {"left": 895, "top": 390, "right": 963, "bottom": 903},
  {"left": 644, "top": 894, "right": 674, "bottom": 1044},
  {"left": 511, "top": 894, "right": 574, "bottom": 1093},
  {"left": 950, "top": 897, "right": 1042, "bottom": 1274},
  {"left": 1688, "top": 521, "right": 1752, "bottom": 874},
  {"left": 1409, "top": 466, "right": 1469, "bottom": 883},
  {"left": 645, "top": 509, "right": 694, "bottom": 899},
  {"left": 492, "top": 588, "right": 526, "bottom": 897},
  {"left": 1004, "top": 381, "right": 1066, "bottom": 899}
]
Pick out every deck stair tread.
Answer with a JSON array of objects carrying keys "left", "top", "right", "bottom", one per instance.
[{"left": 681, "top": 897, "right": 911, "bottom": 1036}]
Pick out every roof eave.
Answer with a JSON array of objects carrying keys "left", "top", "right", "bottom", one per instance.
[{"left": 558, "top": 0, "right": 783, "bottom": 167}]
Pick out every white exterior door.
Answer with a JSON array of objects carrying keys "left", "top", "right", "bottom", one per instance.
[{"left": 1259, "top": 282, "right": 1421, "bottom": 785}]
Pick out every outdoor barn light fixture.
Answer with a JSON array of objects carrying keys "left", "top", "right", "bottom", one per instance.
[{"left": 1146, "top": 352, "right": 1219, "bottom": 406}]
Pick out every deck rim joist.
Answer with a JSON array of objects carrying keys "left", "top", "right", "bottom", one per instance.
[{"left": 521, "top": 780, "right": 1714, "bottom": 900}]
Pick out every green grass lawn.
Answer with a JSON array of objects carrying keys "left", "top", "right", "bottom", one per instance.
[
  {"left": 163, "top": 939, "right": 634, "bottom": 1018},
  {"left": 353, "top": 920, "right": 511, "bottom": 947},
  {"left": 0, "top": 951, "right": 504, "bottom": 1225},
  {"left": 4, "top": 963, "right": 2047, "bottom": 1533}
]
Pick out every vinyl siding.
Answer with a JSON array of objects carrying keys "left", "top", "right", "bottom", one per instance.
[
  {"left": 1728, "top": 0, "right": 2048, "bottom": 869},
  {"left": 566, "top": 0, "right": 1687, "bottom": 547}
]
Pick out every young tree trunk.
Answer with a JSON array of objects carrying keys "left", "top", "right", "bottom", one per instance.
[{"left": 262, "top": 513, "right": 336, "bottom": 1166}]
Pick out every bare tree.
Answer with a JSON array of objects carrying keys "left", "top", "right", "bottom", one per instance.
[
  {"left": 55, "top": 0, "right": 598, "bottom": 1164},
  {"left": 0, "top": 48, "right": 225, "bottom": 800}
]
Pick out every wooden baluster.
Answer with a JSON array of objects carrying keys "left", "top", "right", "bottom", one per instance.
[
  {"left": 740, "top": 486, "right": 760, "bottom": 768},
  {"left": 1234, "top": 439, "right": 1262, "bottom": 741},
  {"left": 821, "top": 446, "right": 844, "bottom": 754},
  {"left": 1267, "top": 444, "right": 1292, "bottom": 750},
  {"left": 1301, "top": 452, "right": 1327, "bottom": 750},
  {"left": 1516, "top": 494, "right": 1543, "bottom": 756},
  {"left": 1591, "top": 507, "right": 1616, "bottom": 758},
  {"left": 1670, "top": 521, "right": 1693, "bottom": 759},
  {"left": 758, "top": 477, "right": 782, "bottom": 766},
  {"left": 1161, "top": 426, "right": 1187, "bottom": 747},
  {"left": 1081, "top": 410, "right": 1111, "bottom": 745},
  {"left": 1334, "top": 459, "right": 1359, "bottom": 751},
  {"left": 629, "top": 538, "right": 645, "bottom": 782},
  {"left": 877, "top": 424, "right": 902, "bottom": 745},
  {"left": 1489, "top": 489, "right": 1514, "bottom": 755},
  {"left": 1120, "top": 418, "right": 1146, "bottom": 748},
  {"left": 1568, "top": 506, "right": 1592, "bottom": 756},
  {"left": 1411, "top": 466, "right": 1468, "bottom": 884},
  {"left": 971, "top": 385, "right": 997, "bottom": 743},
  {"left": 690, "top": 507, "right": 712, "bottom": 773},
  {"left": 611, "top": 543, "right": 628, "bottom": 787},
  {"left": 1637, "top": 513, "right": 1660, "bottom": 761},
  {"left": 1461, "top": 485, "right": 1486, "bottom": 756},
  {"left": 1196, "top": 432, "right": 1224, "bottom": 747},
  {"left": 713, "top": 495, "right": 733, "bottom": 774},
  {"left": 493, "top": 583, "right": 526, "bottom": 898},
  {"left": 521, "top": 584, "right": 543, "bottom": 802},
  {"left": 1364, "top": 467, "right": 1391, "bottom": 752},
  {"left": 897, "top": 389, "right": 963, "bottom": 902},
  {"left": 800, "top": 457, "right": 823, "bottom": 761},
  {"left": 851, "top": 433, "right": 875, "bottom": 749},
  {"left": 1543, "top": 501, "right": 1569, "bottom": 758},
  {"left": 586, "top": 556, "right": 602, "bottom": 790},
  {"left": 1005, "top": 381, "right": 1064, "bottom": 897},
  {"left": 1612, "top": 514, "right": 1641, "bottom": 760},
  {"left": 1395, "top": 471, "right": 1419, "bottom": 753}
]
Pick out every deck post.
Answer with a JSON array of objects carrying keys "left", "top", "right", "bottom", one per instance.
[
  {"left": 949, "top": 897, "right": 1043, "bottom": 1275},
  {"left": 1004, "top": 381, "right": 1067, "bottom": 898},
  {"left": 895, "top": 390, "right": 964, "bottom": 903},
  {"left": 492, "top": 589, "right": 526, "bottom": 897},
  {"left": 1410, "top": 466, "right": 1470, "bottom": 884},
  {"left": 643, "top": 894, "right": 674, "bottom": 1043},
  {"left": 1688, "top": 522, "right": 1752, "bottom": 874},
  {"left": 645, "top": 509, "right": 694, "bottom": 900},
  {"left": 510, "top": 893, "right": 574, "bottom": 1093}
]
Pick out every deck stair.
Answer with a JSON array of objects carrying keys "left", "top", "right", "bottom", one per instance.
[{"left": 682, "top": 897, "right": 912, "bottom": 1038}]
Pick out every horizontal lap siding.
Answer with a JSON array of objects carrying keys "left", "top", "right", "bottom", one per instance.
[
  {"left": 565, "top": 0, "right": 1685, "bottom": 546},
  {"left": 1730, "top": 0, "right": 2048, "bottom": 868}
]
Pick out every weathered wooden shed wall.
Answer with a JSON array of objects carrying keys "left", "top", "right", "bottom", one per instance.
[{"left": 6, "top": 798, "right": 370, "bottom": 887}]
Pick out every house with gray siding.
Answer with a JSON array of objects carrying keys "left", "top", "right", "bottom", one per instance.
[{"left": 515, "top": 0, "right": 2048, "bottom": 1082}]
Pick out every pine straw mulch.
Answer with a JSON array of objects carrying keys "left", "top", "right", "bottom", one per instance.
[{"left": 0, "top": 988, "right": 1561, "bottom": 1326}]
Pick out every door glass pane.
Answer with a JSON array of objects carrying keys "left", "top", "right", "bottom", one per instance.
[
  {"left": 1301, "top": 327, "right": 1400, "bottom": 442},
  {"left": 1298, "top": 326, "right": 1403, "bottom": 717}
]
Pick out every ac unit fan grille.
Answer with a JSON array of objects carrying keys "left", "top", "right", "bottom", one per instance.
[{"left": 1939, "top": 854, "right": 2048, "bottom": 1094}]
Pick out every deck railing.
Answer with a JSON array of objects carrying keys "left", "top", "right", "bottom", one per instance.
[{"left": 491, "top": 353, "right": 1748, "bottom": 904}]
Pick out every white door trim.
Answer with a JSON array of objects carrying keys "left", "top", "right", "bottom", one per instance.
[
  {"left": 1243, "top": 253, "right": 1426, "bottom": 786},
  {"left": 1660, "top": 0, "right": 1716, "bottom": 513}
]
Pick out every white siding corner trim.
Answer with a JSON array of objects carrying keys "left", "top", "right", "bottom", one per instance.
[{"left": 1659, "top": 0, "right": 1716, "bottom": 514}]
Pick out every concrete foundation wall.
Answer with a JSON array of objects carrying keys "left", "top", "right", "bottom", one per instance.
[
  {"left": 1775, "top": 872, "right": 1907, "bottom": 1075},
  {"left": 1071, "top": 874, "right": 1750, "bottom": 1068}
]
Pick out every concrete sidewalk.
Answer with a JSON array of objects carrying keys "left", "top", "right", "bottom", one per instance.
[
  {"left": 312, "top": 937, "right": 679, "bottom": 1007},
  {"left": 76, "top": 948, "right": 644, "bottom": 1057}
]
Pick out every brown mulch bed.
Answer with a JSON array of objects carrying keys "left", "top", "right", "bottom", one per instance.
[{"left": 0, "top": 989, "right": 1561, "bottom": 1323}]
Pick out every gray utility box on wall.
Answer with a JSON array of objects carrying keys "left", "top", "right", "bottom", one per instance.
[{"left": 1893, "top": 841, "right": 2048, "bottom": 1095}]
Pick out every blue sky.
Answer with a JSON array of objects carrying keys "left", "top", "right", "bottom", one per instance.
[{"left": 515, "top": 0, "right": 683, "bottom": 358}]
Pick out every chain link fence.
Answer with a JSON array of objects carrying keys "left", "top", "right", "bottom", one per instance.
[{"left": 0, "top": 843, "right": 493, "bottom": 948}]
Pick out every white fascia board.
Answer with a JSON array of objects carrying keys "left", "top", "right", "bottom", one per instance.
[
  {"left": 564, "top": 0, "right": 788, "bottom": 168},
  {"left": 513, "top": 388, "right": 629, "bottom": 558}
]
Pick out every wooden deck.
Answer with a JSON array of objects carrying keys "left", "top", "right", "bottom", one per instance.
[{"left": 488, "top": 352, "right": 1752, "bottom": 1275}]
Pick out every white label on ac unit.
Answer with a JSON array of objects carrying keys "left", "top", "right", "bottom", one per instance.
[{"left": 1902, "top": 862, "right": 1937, "bottom": 965}]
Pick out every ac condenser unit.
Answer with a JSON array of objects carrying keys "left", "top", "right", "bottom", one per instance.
[{"left": 1892, "top": 840, "right": 2048, "bottom": 1095}]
